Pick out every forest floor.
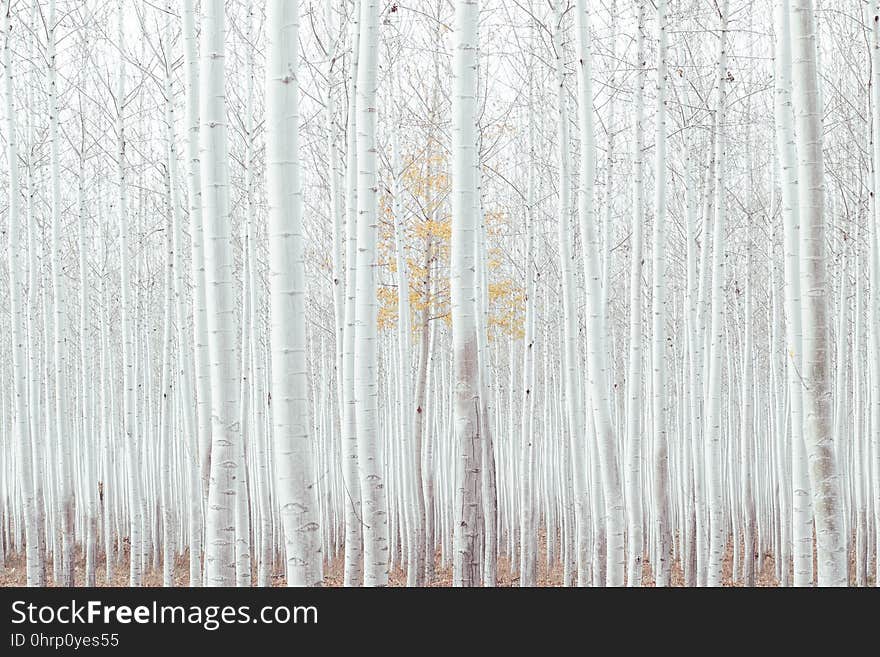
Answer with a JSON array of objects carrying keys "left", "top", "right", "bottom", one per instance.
[{"left": 1, "top": 534, "right": 874, "bottom": 587}]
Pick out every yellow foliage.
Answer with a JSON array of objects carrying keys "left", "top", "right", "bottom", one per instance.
[
  {"left": 487, "top": 277, "right": 525, "bottom": 340},
  {"left": 377, "top": 286, "right": 398, "bottom": 331},
  {"left": 414, "top": 218, "right": 451, "bottom": 241},
  {"left": 368, "top": 147, "right": 523, "bottom": 342},
  {"left": 410, "top": 288, "right": 428, "bottom": 314}
]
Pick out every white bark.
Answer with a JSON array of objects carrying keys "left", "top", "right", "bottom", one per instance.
[
  {"left": 355, "top": 0, "right": 389, "bottom": 586},
  {"left": 200, "top": 0, "right": 239, "bottom": 587},
  {"left": 47, "top": 0, "right": 74, "bottom": 587},
  {"left": 181, "top": 0, "right": 212, "bottom": 515},
  {"left": 704, "top": 0, "right": 730, "bottom": 586},
  {"left": 788, "top": 0, "right": 847, "bottom": 586},
  {"left": 625, "top": 0, "right": 647, "bottom": 587},
  {"left": 650, "top": 0, "right": 671, "bottom": 586},
  {"left": 159, "top": 167, "right": 175, "bottom": 587},
  {"left": 774, "top": 0, "right": 812, "bottom": 586},
  {"left": 163, "top": 0, "right": 201, "bottom": 588},
  {"left": 5, "top": 4, "right": 42, "bottom": 586},
  {"left": 519, "top": 64, "right": 537, "bottom": 587},
  {"left": 451, "top": 0, "right": 482, "bottom": 587},
  {"left": 341, "top": 0, "right": 364, "bottom": 587},
  {"left": 869, "top": 0, "right": 880, "bottom": 589},
  {"left": 117, "top": 0, "right": 143, "bottom": 587},
  {"left": 574, "top": 0, "right": 624, "bottom": 587},
  {"left": 265, "top": 0, "right": 324, "bottom": 587}
]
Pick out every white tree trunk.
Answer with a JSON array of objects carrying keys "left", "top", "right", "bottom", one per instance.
[
  {"left": 341, "top": 0, "right": 364, "bottom": 587},
  {"left": 574, "top": 0, "right": 625, "bottom": 587},
  {"left": 704, "top": 0, "right": 730, "bottom": 586},
  {"left": 200, "top": 0, "right": 239, "bottom": 587},
  {"left": 551, "top": 0, "right": 591, "bottom": 587},
  {"left": 167, "top": 0, "right": 202, "bottom": 587},
  {"left": 181, "top": 0, "right": 212, "bottom": 518},
  {"left": 869, "top": 0, "right": 880, "bottom": 589},
  {"left": 625, "top": 0, "right": 647, "bottom": 587},
  {"left": 788, "top": 0, "right": 847, "bottom": 586},
  {"left": 265, "top": 0, "right": 324, "bottom": 587},
  {"left": 354, "top": 0, "right": 389, "bottom": 587},
  {"left": 519, "top": 63, "right": 537, "bottom": 587},
  {"left": 47, "top": 0, "right": 74, "bottom": 587},
  {"left": 5, "top": 5, "right": 42, "bottom": 586},
  {"left": 159, "top": 167, "right": 175, "bottom": 587},
  {"left": 451, "top": 0, "right": 483, "bottom": 587},
  {"left": 117, "top": 0, "right": 143, "bottom": 587},
  {"left": 774, "top": 0, "right": 812, "bottom": 586},
  {"left": 650, "top": 0, "right": 671, "bottom": 586}
]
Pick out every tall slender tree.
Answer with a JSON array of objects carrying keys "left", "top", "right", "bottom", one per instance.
[
  {"left": 355, "top": 0, "right": 389, "bottom": 587},
  {"left": 200, "top": 0, "right": 239, "bottom": 587},
  {"left": 266, "top": 0, "right": 323, "bottom": 587},
  {"left": 451, "top": 0, "right": 483, "bottom": 588},
  {"left": 788, "top": 0, "right": 847, "bottom": 586}
]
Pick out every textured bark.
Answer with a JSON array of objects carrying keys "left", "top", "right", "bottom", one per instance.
[
  {"left": 451, "top": 0, "right": 483, "bottom": 587},
  {"left": 341, "top": 0, "right": 364, "bottom": 587},
  {"left": 788, "top": 0, "right": 847, "bottom": 586},
  {"left": 265, "top": 0, "right": 324, "bottom": 587},
  {"left": 551, "top": 0, "right": 591, "bottom": 587},
  {"left": 867, "top": 0, "right": 880, "bottom": 589},
  {"left": 625, "top": 0, "right": 647, "bottom": 587},
  {"left": 774, "top": 0, "right": 811, "bottom": 586},
  {"left": 650, "top": 0, "right": 671, "bottom": 587},
  {"left": 704, "top": 0, "right": 730, "bottom": 586},
  {"left": 117, "top": 0, "right": 143, "bottom": 587},
  {"left": 354, "top": 0, "right": 389, "bottom": 587},
  {"left": 201, "top": 0, "right": 239, "bottom": 587},
  {"left": 5, "top": 5, "right": 42, "bottom": 586},
  {"left": 181, "top": 0, "right": 212, "bottom": 516}
]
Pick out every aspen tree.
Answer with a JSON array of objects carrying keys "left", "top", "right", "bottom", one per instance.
[
  {"left": 46, "top": 0, "right": 74, "bottom": 588},
  {"left": 451, "top": 0, "right": 483, "bottom": 588},
  {"left": 774, "top": 0, "right": 812, "bottom": 587},
  {"left": 181, "top": 0, "right": 211, "bottom": 513},
  {"left": 788, "top": 0, "right": 847, "bottom": 586},
  {"left": 355, "top": 0, "right": 389, "bottom": 586},
  {"left": 341, "top": 0, "right": 364, "bottom": 588},
  {"left": 159, "top": 166, "right": 175, "bottom": 588},
  {"left": 117, "top": 0, "right": 143, "bottom": 587},
  {"left": 704, "top": 0, "right": 730, "bottom": 586},
  {"left": 5, "top": 0, "right": 42, "bottom": 586},
  {"left": 574, "top": 0, "right": 624, "bottom": 587},
  {"left": 24, "top": 0, "right": 46, "bottom": 573},
  {"left": 626, "top": 0, "right": 647, "bottom": 587},
  {"left": 519, "top": 52, "right": 537, "bottom": 588},
  {"left": 266, "top": 0, "right": 322, "bottom": 586},
  {"left": 241, "top": 1, "right": 272, "bottom": 588},
  {"left": 162, "top": 0, "right": 201, "bottom": 587},
  {"left": 650, "top": 0, "right": 671, "bottom": 586},
  {"left": 392, "top": 120, "right": 427, "bottom": 586},
  {"left": 201, "top": 0, "right": 239, "bottom": 587},
  {"left": 868, "top": 0, "right": 880, "bottom": 588}
]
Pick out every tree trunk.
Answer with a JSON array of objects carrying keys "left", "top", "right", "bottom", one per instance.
[
  {"left": 788, "top": 0, "right": 847, "bottom": 586},
  {"left": 451, "top": 0, "right": 483, "bottom": 588},
  {"left": 200, "top": 0, "right": 239, "bottom": 587},
  {"left": 354, "top": 0, "right": 389, "bottom": 587},
  {"left": 4, "top": 5, "right": 42, "bottom": 586}
]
